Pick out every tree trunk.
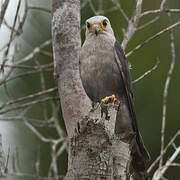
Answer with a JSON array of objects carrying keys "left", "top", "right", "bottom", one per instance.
[
  {"left": 0, "top": 135, "right": 7, "bottom": 180},
  {"left": 64, "top": 104, "right": 132, "bottom": 180},
  {"left": 52, "top": 0, "right": 132, "bottom": 179}
]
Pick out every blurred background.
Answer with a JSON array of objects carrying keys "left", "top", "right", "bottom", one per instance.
[{"left": 0, "top": 0, "right": 179, "bottom": 179}]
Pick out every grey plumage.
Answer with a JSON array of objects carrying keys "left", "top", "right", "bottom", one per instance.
[{"left": 80, "top": 16, "right": 150, "bottom": 179}]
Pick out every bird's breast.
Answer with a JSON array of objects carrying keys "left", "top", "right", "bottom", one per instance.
[{"left": 80, "top": 45, "right": 124, "bottom": 102}]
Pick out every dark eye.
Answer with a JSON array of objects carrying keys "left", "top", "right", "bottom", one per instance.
[
  {"left": 102, "top": 20, "right": 108, "bottom": 27},
  {"left": 87, "top": 22, "right": 90, "bottom": 29}
]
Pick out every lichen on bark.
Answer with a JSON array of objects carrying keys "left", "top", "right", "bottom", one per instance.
[{"left": 64, "top": 103, "right": 131, "bottom": 180}]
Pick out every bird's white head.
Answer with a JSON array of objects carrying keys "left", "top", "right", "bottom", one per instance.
[{"left": 85, "top": 16, "right": 114, "bottom": 39}]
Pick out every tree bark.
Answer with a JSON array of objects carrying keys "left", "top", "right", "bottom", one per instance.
[
  {"left": 64, "top": 104, "right": 132, "bottom": 180},
  {"left": 52, "top": 0, "right": 91, "bottom": 138},
  {"left": 52, "top": 0, "right": 132, "bottom": 179},
  {"left": 0, "top": 135, "right": 7, "bottom": 180}
]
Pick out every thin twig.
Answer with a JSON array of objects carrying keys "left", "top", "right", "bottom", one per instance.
[
  {"left": 2, "top": 0, "right": 21, "bottom": 65},
  {"left": 148, "top": 130, "right": 180, "bottom": 173},
  {"left": 160, "top": 0, "right": 168, "bottom": 11},
  {"left": 98, "top": 0, "right": 103, "bottom": 14},
  {"left": 35, "top": 60, "right": 48, "bottom": 121},
  {"left": 152, "top": 146, "right": 180, "bottom": 180},
  {"left": 111, "top": 0, "right": 129, "bottom": 22},
  {"left": 24, "top": 120, "right": 61, "bottom": 143},
  {"left": 122, "top": 0, "right": 143, "bottom": 50},
  {"left": 87, "top": 0, "right": 98, "bottom": 15},
  {"left": 57, "top": 141, "right": 67, "bottom": 156},
  {"left": 101, "top": 6, "right": 119, "bottom": 15},
  {"left": 141, "top": 9, "right": 180, "bottom": 17},
  {"left": 0, "top": 0, "right": 28, "bottom": 51},
  {"left": 0, "top": 65, "right": 53, "bottom": 86},
  {"left": 0, "top": 0, "right": 9, "bottom": 28},
  {"left": 16, "top": 0, "right": 28, "bottom": 34},
  {"left": 159, "top": 12, "right": 176, "bottom": 168},
  {"left": 0, "top": 63, "right": 52, "bottom": 70},
  {"left": 18, "top": 39, "right": 52, "bottom": 65},
  {"left": 126, "top": 21, "right": 180, "bottom": 57},
  {"left": 0, "top": 87, "right": 57, "bottom": 110},
  {"left": 3, "top": 19, "right": 19, "bottom": 34},
  {"left": 81, "top": 0, "right": 88, "bottom": 9},
  {"left": 28, "top": 5, "right": 51, "bottom": 13},
  {"left": 133, "top": 58, "right": 160, "bottom": 84},
  {"left": 0, "top": 97, "right": 59, "bottom": 114},
  {"left": 51, "top": 101, "right": 66, "bottom": 138},
  {"left": 137, "top": 16, "right": 160, "bottom": 31}
]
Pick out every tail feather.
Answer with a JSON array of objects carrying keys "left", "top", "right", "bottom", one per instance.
[{"left": 136, "top": 132, "right": 151, "bottom": 161}]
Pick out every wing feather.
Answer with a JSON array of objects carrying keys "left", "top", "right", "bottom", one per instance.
[{"left": 114, "top": 40, "right": 150, "bottom": 161}]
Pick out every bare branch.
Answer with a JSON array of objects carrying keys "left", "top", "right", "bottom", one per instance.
[
  {"left": 0, "top": 0, "right": 28, "bottom": 86},
  {"left": 0, "top": 63, "right": 49, "bottom": 70},
  {"left": 87, "top": 0, "right": 98, "bottom": 15},
  {"left": 57, "top": 141, "right": 67, "bottom": 156},
  {"left": 126, "top": 21, "right": 180, "bottom": 57},
  {"left": 160, "top": 0, "right": 168, "bottom": 11},
  {"left": 0, "top": 56, "right": 14, "bottom": 85},
  {"left": 28, "top": 5, "right": 51, "bottom": 13},
  {"left": 0, "top": 96, "right": 59, "bottom": 115},
  {"left": 16, "top": 0, "right": 28, "bottom": 34},
  {"left": 2, "top": 0, "right": 21, "bottom": 61},
  {"left": 50, "top": 101, "right": 66, "bottom": 138},
  {"left": 159, "top": 12, "right": 176, "bottom": 168},
  {"left": 18, "top": 39, "right": 52, "bottom": 65},
  {"left": 122, "top": 0, "right": 143, "bottom": 50},
  {"left": 137, "top": 16, "right": 160, "bottom": 31},
  {"left": 111, "top": 0, "right": 129, "bottom": 22},
  {"left": 0, "top": 64, "right": 53, "bottom": 86},
  {"left": 81, "top": 0, "right": 88, "bottom": 9},
  {"left": 0, "top": 0, "right": 9, "bottom": 28},
  {"left": 97, "top": 0, "right": 103, "bottom": 13},
  {"left": 0, "top": 87, "right": 57, "bottom": 111},
  {"left": 24, "top": 120, "right": 62, "bottom": 144},
  {"left": 141, "top": 9, "right": 180, "bottom": 16},
  {"left": 148, "top": 130, "right": 180, "bottom": 173},
  {"left": 152, "top": 146, "right": 180, "bottom": 180},
  {"left": 133, "top": 58, "right": 160, "bottom": 84}
]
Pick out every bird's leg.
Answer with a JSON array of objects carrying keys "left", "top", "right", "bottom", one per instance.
[
  {"left": 91, "top": 102, "right": 100, "bottom": 112},
  {"left": 100, "top": 104, "right": 110, "bottom": 120},
  {"left": 101, "top": 94, "right": 117, "bottom": 104},
  {"left": 100, "top": 94, "right": 118, "bottom": 120}
]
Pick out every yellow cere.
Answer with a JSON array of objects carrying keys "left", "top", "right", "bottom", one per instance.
[
  {"left": 90, "top": 23, "right": 103, "bottom": 33},
  {"left": 90, "top": 19, "right": 108, "bottom": 34}
]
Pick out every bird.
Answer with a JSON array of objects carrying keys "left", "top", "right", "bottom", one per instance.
[{"left": 79, "top": 16, "right": 150, "bottom": 179}]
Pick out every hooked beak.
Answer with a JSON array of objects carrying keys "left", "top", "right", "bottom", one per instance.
[
  {"left": 94, "top": 26, "right": 100, "bottom": 36},
  {"left": 90, "top": 24, "right": 103, "bottom": 36}
]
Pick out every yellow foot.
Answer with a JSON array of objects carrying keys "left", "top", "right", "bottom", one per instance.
[{"left": 101, "top": 94, "right": 117, "bottom": 104}]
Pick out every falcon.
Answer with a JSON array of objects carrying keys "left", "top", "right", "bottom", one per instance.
[{"left": 80, "top": 16, "right": 150, "bottom": 179}]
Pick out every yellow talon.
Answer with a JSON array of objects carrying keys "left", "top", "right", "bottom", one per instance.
[{"left": 101, "top": 94, "right": 117, "bottom": 104}]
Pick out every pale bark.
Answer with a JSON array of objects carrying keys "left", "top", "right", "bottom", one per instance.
[
  {"left": 52, "top": 0, "right": 131, "bottom": 179},
  {"left": 64, "top": 104, "right": 132, "bottom": 180},
  {"left": 52, "top": 0, "right": 91, "bottom": 138},
  {"left": 0, "top": 135, "right": 7, "bottom": 180}
]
